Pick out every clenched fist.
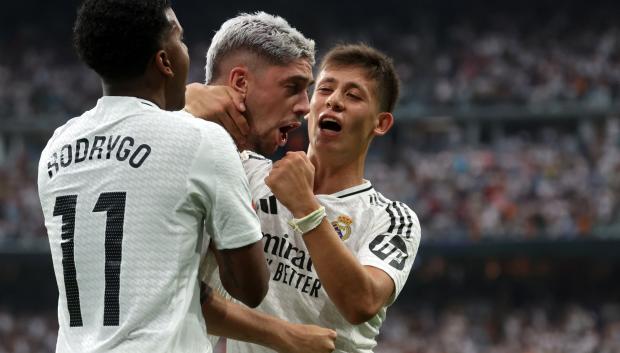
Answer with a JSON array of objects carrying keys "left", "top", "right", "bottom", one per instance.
[{"left": 265, "top": 151, "right": 320, "bottom": 218}]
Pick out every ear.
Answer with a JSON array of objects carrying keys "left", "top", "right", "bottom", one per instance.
[
  {"left": 154, "top": 49, "right": 174, "bottom": 78},
  {"left": 228, "top": 67, "right": 249, "bottom": 94},
  {"left": 373, "top": 112, "right": 394, "bottom": 136}
]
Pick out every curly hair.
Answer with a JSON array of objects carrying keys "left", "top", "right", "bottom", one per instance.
[{"left": 73, "top": 0, "right": 172, "bottom": 80}]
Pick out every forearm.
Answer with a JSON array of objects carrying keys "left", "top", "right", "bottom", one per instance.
[
  {"left": 213, "top": 242, "right": 269, "bottom": 308},
  {"left": 265, "top": 152, "right": 390, "bottom": 324},
  {"left": 301, "top": 219, "right": 384, "bottom": 324},
  {"left": 202, "top": 288, "right": 288, "bottom": 350}
]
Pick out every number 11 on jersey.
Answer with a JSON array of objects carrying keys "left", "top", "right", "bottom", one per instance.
[{"left": 53, "top": 192, "right": 127, "bottom": 327}]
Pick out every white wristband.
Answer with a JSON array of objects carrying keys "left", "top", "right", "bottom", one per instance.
[{"left": 287, "top": 206, "right": 326, "bottom": 235}]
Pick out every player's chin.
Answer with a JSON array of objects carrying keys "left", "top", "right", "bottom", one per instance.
[{"left": 256, "top": 141, "right": 279, "bottom": 156}]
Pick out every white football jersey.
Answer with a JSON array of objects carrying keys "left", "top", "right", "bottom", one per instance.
[
  {"left": 37, "top": 97, "right": 262, "bottom": 353},
  {"left": 218, "top": 151, "right": 421, "bottom": 353}
]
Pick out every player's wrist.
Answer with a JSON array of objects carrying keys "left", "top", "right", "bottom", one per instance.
[
  {"left": 287, "top": 204, "right": 326, "bottom": 235},
  {"left": 271, "top": 321, "right": 300, "bottom": 352},
  {"left": 289, "top": 197, "right": 321, "bottom": 218}
]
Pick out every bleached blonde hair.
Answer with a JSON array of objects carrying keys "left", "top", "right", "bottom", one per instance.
[{"left": 204, "top": 11, "right": 315, "bottom": 83}]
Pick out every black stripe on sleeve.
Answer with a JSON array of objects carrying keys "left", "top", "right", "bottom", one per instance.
[
  {"left": 392, "top": 202, "right": 406, "bottom": 235},
  {"left": 377, "top": 194, "right": 390, "bottom": 206},
  {"left": 396, "top": 202, "right": 415, "bottom": 238},
  {"left": 385, "top": 202, "right": 397, "bottom": 233},
  {"left": 382, "top": 200, "right": 416, "bottom": 239}
]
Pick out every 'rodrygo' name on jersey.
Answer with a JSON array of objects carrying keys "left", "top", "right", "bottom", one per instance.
[{"left": 46, "top": 135, "right": 152, "bottom": 178}]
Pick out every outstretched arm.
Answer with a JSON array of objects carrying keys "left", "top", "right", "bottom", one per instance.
[{"left": 201, "top": 284, "right": 337, "bottom": 353}]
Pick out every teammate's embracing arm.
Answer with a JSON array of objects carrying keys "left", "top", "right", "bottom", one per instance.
[
  {"left": 201, "top": 287, "right": 337, "bottom": 353},
  {"left": 192, "top": 123, "right": 269, "bottom": 307}
]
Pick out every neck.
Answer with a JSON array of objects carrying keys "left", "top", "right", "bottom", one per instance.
[
  {"left": 102, "top": 77, "right": 166, "bottom": 109},
  {"left": 309, "top": 147, "right": 367, "bottom": 195}
]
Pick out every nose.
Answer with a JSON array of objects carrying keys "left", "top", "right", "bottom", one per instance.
[
  {"left": 326, "top": 93, "right": 343, "bottom": 112},
  {"left": 293, "top": 89, "right": 311, "bottom": 116}
]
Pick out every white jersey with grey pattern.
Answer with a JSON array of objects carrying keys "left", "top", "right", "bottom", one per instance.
[
  {"left": 38, "top": 97, "right": 262, "bottom": 353},
  {"left": 223, "top": 150, "right": 421, "bottom": 353}
]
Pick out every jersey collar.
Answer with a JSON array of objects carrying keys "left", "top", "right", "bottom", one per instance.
[
  {"left": 135, "top": 98, "right": 159, "bottom": 108},
  {"left": 97, "top": 96, "right": 159, "bottom": 109},
  {"left": 330, "top": 180, "right": 374, "bottom": 199}
]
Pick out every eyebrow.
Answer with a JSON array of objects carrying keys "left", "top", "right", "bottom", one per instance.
[
  {"left": 319, "top": 77, "right": 367, "bottom": 94},
  {"left": 283, "top": 75, "right": 314, "bottom": 85}
]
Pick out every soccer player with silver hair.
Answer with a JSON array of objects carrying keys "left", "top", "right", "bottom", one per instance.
[
  {"left": 204, "top": 11, "right": 315, "bottom": 85},
  {"left": 188, "top": 39, "right": 421, "bottom": 353},
  {"left": 187, "top": 12, "right": 338, "bottom": 353},
  {"left": 186, "top": 11, "right": 315, "bottom": 156}
]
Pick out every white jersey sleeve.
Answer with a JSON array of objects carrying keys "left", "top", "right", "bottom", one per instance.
[
  {"left": 194, "top": 131, "right": 262, "bottom": 250},
  {"left": 239, "top": 150, "right": 273, "bottom": 200},
  {"left": 358, "top": 201, "right": 421, "bottom": 303}
]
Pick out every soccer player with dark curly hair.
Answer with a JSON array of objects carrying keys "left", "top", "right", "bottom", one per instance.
[{"left": 37, "top": 1, "right": 269, "bottom": 352}]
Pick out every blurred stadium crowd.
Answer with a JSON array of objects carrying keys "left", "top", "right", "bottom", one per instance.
[
  {"left": 367, "top": 118, "right": 620, "bottom": 241},
  {"left": 2, "top": 1, "right": 620, "bottom": 352},
  {"left": 377, "top": 301, "right": 620, "bottom": 353},
  {"left": 0, "top": 311, "right": 56, "bottom": 353},
  {"left": 3, "top": 12, "right": 620, "bottom": 242},
  {"left": 4, "top": 118, "right": 620, "bottom": 242},
  {"left": 2, "top": 300, "right": 619, "bottom": 353},
  {"left": 3, "top": 12, "right": 620, "bottom": 117},
  {"left": 330, "top": 18, "right": 620, "bottom": 111}
]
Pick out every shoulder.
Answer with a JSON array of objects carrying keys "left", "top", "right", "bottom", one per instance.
[
  {"left": 240, "top": 150, "right": 269, "bottom": 162},
  {"left": 240, "top": 150, "right": 272, "bottom": 171},
  {"left": 39, "top": 110, "right": 90, "bottom": 160},
  {"left": 46, "top": 106, "right": 94, "bottom": 146},
  {"left": 159, "top": 110, "right": 236, "bottom": 146},
  {"left": 370, "top": 192, "right": 421, "bottom": 240}
]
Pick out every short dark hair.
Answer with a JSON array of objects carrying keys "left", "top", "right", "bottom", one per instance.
[
  {"left": 73, "top": 0, "right": 172, "bottom": 81},
  {"left": 319, "top": 44, "right": 400, "bottom": 113}
]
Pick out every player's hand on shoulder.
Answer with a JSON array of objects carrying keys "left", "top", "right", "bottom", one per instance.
[
  {"left": 184, "top": 83, "right": 250, "bottom": 149},
  {"left": 265, "top": 152, "right": 318, "bottom": 217},
  {"left": 276, "top": 322, "right": 336, "bottom": 353}
]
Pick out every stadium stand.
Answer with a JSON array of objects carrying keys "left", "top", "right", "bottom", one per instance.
[{"left": 2, "top": 0, "right": 619, "bottom": 351}]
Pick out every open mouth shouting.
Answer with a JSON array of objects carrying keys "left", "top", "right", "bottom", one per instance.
[
  {"left": 278, "top": 122, "right": 301, "bottom": 146},
  {"left": 318, "top": 113, "right": 342, "bottom": 136}
]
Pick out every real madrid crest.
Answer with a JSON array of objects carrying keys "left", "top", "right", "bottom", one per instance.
[{"left": 332, "top": 215, "right": 353, "bottom": 240}]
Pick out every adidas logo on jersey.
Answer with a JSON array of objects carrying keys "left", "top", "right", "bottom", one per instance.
[{"left": 258, "top": 195, "right": 278, "bottom": 215}]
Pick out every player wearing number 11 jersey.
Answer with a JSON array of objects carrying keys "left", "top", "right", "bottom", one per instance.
[{"left": 37, "top": 1, "right": 268, "bottom": 352}]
